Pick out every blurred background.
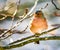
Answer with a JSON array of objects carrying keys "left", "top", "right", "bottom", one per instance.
[{"left": 0, "top": 0, "right": 60, "bottom": 50}]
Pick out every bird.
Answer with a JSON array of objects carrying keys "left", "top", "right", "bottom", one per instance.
[{"left": 30, "top": 10, "right": 48, "bottom": 44}]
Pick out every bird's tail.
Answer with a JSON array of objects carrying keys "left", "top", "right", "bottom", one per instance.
[
  {"left": 35, "top": 41, "right": 40, "bottom": 44},
  {"left": 34, "top": 33, "right": 40, "bottom": 44}
]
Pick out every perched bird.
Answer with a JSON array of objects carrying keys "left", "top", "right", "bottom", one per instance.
[{"left": 30, "top": 10, "right": 48, "bottom": 44}]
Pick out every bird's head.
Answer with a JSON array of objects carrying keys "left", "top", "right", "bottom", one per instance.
[{"left": 34, "top": 10, "right": 44, "bottom": 18}]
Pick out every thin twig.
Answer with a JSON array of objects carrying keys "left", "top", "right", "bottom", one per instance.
[
  {"left": 0, "top": 14, "right": 7, "bottom": 20},
  {"left": 40, "top": 3, "right": 48, "bottom": 10},
  {"left": 8, "top": 25, "right": 60, "bottom": 45},
  {"left": 18, "top": 8, "right": 29, "bottom": 19},
  {"left": 51, "top": 24, "right": 60, "bottom": 27},
  {"left": 10, "top": 8, "right": 17, "bottom": 29},
  {"left": 51, "top": 0, "right": 60, "bottom": 10},
  {"left": 0, "top": 25, "right": 28, "bottom": 40},
  {"left": 0, "top": 28, "right": 26, "bottom": 34}
]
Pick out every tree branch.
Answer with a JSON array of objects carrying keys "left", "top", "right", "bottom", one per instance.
[
  {"left": 0, "top": 25, "right": 28, "bottom": 40},
  {"left": 8, "top": 25, "right": 60, "bottom": 45},
  {"left": 1, "top": 36, "right": 60, "bottom": 49},
  {"left": 0, "top": 26, "right": 28, "bottom": 34},
  {"left": 0, "top": 25, "right": 60, "bottom": 49}
]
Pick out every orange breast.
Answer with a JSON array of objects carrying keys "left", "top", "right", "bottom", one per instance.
[{"left": 30, "top": 17, "right": 48, "bottom": 33}]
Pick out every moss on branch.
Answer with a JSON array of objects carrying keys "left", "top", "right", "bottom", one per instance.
[{"left": 1, "top": 36, "right": 60, "bottom": 49}]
